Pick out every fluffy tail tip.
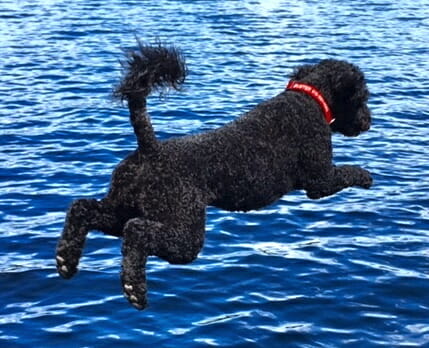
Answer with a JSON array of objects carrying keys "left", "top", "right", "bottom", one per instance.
[{"left": 114, "top": 40, "right": 187, "bottom": 101}]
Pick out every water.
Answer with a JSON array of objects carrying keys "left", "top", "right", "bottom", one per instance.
[{"left": 1, "top": 0, "right": 429, "bottom": 346}]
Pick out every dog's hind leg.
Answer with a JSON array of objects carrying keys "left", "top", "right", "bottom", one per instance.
[
  {"left": 121, "top": 218, "right": 161, "bottom": 310},
  {"left": 121, "top": 209, "right": 206, "bottom": 310},
  {"left": 56, "top": 198, "right": 119, "bottom": 279}
]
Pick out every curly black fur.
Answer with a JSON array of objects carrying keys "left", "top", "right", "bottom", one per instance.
[
  {"left": 56, "top": 42, "right": 372, "bottom": 310},
  {"left": 114, "top": 40, "right": 186, "bottom": 101}
]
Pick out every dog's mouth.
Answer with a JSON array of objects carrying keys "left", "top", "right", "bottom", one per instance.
[
  {"left": 342, "top": 118, "right": 371, "bottom": 137},
  {"left": 344, "top": 129, "right": 361, "bottom": 137},
  {"left": 342, "top": 124, "right": 368, "bottom": 137},
  {"left": 361, "top": 121, "right": 371, "bottom": 132}
]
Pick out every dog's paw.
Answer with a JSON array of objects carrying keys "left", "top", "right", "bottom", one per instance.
[
  {"left": 356, "top": 168, "right": 373, "bottom": 189},
  {"left": 56, "top": 254, "right": 78, "bottom": 279},
  {"left": 56, "top": 243, "right": 80, "bottom": 279},
  {"left": 121, "top": 277, "right": 148, "bottom": 310}
]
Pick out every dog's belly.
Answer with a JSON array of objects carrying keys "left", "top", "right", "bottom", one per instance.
[
  {"left": 211, "top": 190, "right": 283, "bottom": 212},
  {"left": 211, "top": 176, "right": 293, "bottom": 212},
  {"left": 212, "top": 197, "right": 278, "bottom": 212}
]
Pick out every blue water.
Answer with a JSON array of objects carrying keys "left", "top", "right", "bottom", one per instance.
[{"left": 1, "top": 0, "right": 429, "bottom": 346}]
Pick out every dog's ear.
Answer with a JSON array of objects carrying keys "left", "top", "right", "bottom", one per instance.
[
  {"left": 290, "top": 64, "right": 315, "bottom": 80},
  {"left": 333, "top": 69, "right": 364, "bottom": 100},
  {"left": 339, "top": 71, "right": 369, "bottom": 107}
]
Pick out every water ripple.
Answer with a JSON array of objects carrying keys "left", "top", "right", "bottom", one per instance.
[{"left": 1, "top": 0, "right": 429, "bottom": 346}]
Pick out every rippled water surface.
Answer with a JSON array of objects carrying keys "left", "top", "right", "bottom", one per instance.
[{"left": 1, "top": 0, "right": 429, "bottom": 346}]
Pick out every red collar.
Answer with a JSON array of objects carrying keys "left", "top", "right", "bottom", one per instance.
[{"left": 286, "top": 81, "right": 335, "bottom": 125}]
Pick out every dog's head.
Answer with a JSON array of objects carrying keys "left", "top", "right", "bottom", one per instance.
[{"left": 290, "top": 60, "right": 371, "bottom": 136}]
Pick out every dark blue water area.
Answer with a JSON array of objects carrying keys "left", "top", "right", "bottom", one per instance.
[{"left": 1, "top": 0, "right": 429, "bottom": 346}]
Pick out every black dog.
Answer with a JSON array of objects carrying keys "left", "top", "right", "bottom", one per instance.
[{"left": 56, "top": 42, "right": 372, "bottom": 310}]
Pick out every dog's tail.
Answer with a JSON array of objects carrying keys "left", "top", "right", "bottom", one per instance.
[{"left": 114, "top": 40, "right": 187, "bottom": 151}]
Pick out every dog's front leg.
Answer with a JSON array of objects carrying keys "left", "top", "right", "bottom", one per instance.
[
  {"left": 305, "top": 165, "right": 372, "bottom": 199},
  {"left": 56, "top": 198, "right": 117, "bottom": 279}
]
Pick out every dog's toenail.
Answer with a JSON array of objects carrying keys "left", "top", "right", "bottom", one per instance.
[
  {"left": 61, "top": 265, "right": 68, "bottom": 273},
  {"left": 124, "top": 284, "right": 133, "bottom": 292},
  {"left": 130, "top": 295, "right": 138, "bottom": 302},
  {"left": 133, "top": 303, "right": 144, "bottom": 310},
  {"left": 56, "top": 256, "right": 65, "bottom": 263}
]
